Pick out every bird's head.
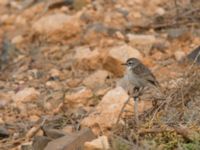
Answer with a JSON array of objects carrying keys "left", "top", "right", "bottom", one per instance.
[{"left": 122, "top": 57, "right": 140, "bottom": 70}]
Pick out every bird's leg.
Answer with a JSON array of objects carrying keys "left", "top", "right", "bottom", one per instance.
[
  {"left": 133, "top": 87, "right": 141, "bottom": 147},
  {"left": 133, "top": 87, "right": 141, "bottom": 126},
  {"left": 134, "top": 96, "right": 139, "bottom": 126}
]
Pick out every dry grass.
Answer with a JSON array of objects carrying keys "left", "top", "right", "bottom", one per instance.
[{"left": 111, "top": 65, "right": 200, "bottom": 150}]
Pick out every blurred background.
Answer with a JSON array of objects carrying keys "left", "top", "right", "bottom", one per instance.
[{"left": 1, "top": 0, "right": 200, "bottom": 150}]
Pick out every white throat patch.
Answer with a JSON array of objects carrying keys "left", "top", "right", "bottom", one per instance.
[{"left": 127, "top": 65, "right": 132, "bottom": 70}]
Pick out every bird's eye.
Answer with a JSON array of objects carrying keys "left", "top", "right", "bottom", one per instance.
[{"left": 128, "top": 62, "right": 132, "bottom": 65}]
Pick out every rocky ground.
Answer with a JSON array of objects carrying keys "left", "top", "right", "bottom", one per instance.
[{"left": 0, "top": 0, "right": 200, "bottom": 150}]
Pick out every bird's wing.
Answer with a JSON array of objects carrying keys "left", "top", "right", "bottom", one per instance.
[
  {"left": 132, "top": 64, "right": 159, "bottom": 87},
  {"left": 145, "top": 73, "right": 159, "bottom": 87}
]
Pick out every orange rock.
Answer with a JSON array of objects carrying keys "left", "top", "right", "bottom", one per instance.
[
  {"left": 174, "top": 51, "right": 185, "bottom": 61},
  {"left": 127, "top": 34, "right": 156, "bottom": 55},
  {"left": 0, "top": 118, "right": 4, "bottom": 124},
  {"left": 0, "top": 92, "right": 12, "bottom": 108},
  {"left": 104, "top": 11, "right": 127, "bottom": 29},
  {"left": 65, "top": 87, "right": 93, "bottom": 108},
  {"left": 0, "top": 14, "right": 16, "bottom": 25},
  {"left": 26, "top": 126, "right": 43, "bottom": 139},
  {"left": 151, "top": 51, "right": 163, "bottom": 61},
  {"left": 12, "top": 88, "right": 40, "bottom": 103},
  {"left": 11, "top": 35, "right": 24, "bottom": 44},
  {"left": 81, "top": 87, "right": 129, "bottom": 128},
  {"left": 66, "top": 78, "right": 82, "bottom": 88},
  {"left": 44, "top": 102, "right": 52, "bottom": 110},
  {"left": 142, "top": 58, "right": 154, "bottom": 68},
  {"left": 29, "top": 115, "right": 40, "bottom": 122},
  {"left": 46, "top": 81, "right": 63, "bottom": 90},
  {"left": 103, "top": 44, "right": 142, "bottom": 76},
  {"left": 32, "top": 13, "right": 80, "bottom": 37},
  {"left": 95, "top": 88, "right": 110, "bottom": 97},
  {"left": 15, "top": 15, "right": 27, "bottom": 25},
  {"left": 75, "top": 46, "right": 103, "bottom": 70},
  {"left": 84, "top": 136, "right": 110, "bottom": 150},
  {"left": 82, "top": 23, "right": 110, "bottom": 47},
  {"left": 0, "top": 0, "right": 8, "bottom": 5},
  {"left": 62, "top": 125, "right": 74, "bottom": 134},
  {"left": 83, "top": 70, "right": 110, "bottom": 89},
  {"left": 81, "top": 86, "right": 153, "bottom": 129},
  {"left": 49, "top": 68, "right": 62, "bottom": 78}
]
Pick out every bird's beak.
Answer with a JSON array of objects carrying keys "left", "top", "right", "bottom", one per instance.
[{"left": 121, "top": 63, "right": 127, "bottom": 66}]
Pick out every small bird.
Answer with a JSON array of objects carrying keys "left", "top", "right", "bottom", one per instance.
[
  {"left": 122, "top": 57, "right": 159, "bottom": 96},
  {"left": 120, "top": 57, "right": 160, "bottom": 125}
]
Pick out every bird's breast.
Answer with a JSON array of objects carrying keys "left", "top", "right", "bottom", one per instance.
[{"left": 126, "top": 70, "right": 145, "bottom": 87}]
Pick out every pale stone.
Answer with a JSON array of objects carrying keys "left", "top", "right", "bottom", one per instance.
[
  {"left": 83, "top": 70, "right": 109, "bottom": 89},
  {"left": 9, "top": 1, "right": 22, "bottom": 9},
  {"left": 156, "top": 7, "right": 165, "bottom": 15},
  {"left": 132, "top": 12, "right": 142, "bottom": 18},
  {"left": 62, "top": 125, "right": 74, "bottom": 134},
  {"left": 0, "top": 92, "right": 12, "bottom": 108},
  {"left": 12, "top": 88, "right": 40, "bottom": 103},
  {"left": 174, "top": 51, "right": 186, "bottom": 61},
  {"left": 81, "top": 87, "right": 129, "bottom": 128},
  {"left": 11, "top": 35, "right": 24, "bottom": 44},
  {"left": 82, "top": 23, "right": 108, "bottom": 46},
  {"left": 95, "top": 88, "right": 110, "bottom": 97},
  {"left": 66, "top": 78, "right": 82, "bottom": 88},
  {"left": 0, "top": 14, "right": 16, "bottom": 25},
  {"left": 84, "top": 136, "right": 110, "bottom": 150},
  {"left": 103, "top": 44, "right": 142, "bottom": 76},
  {"left": 44, "top": 102, "right": 52, "bottom": 110},
  {"left": 75, "top": 47, "right": 103, "bottom": 70},
  {"left": 33, "top": 13, "right": 67, "bottom": 33},
  {"left": 115, "top": 31, "right": 125, "bottom": 40},
  {"left": 104, "top": 10, "right": 127, "bottom": 29},
  {"left": 0, "top": 0, "right": 8, "bottom": 5},
  {"left": 74, "top": 46, "right": 92, "bottom": 60},
  {"left": 15, "top": 16, "right": 27, "bottom": 25},
  {"left": 32, "top": 13, "right": 80, "bottom": 36},
  {"left": 109, "top": 44, "right": 142, "bottom": 62},
  {"left": 127, "top": 34, "right": 156, "bottom": 55},
  {"left": 46, "top": 81, "right": 63, "bottom": 90},
  {"left": 49, "top": 68, "right": 61, "bottom": 78},
  {"left": 26, "top": 126, "right": 43, "bottom": 139},
  {"left": 0, "top": 118, "right": 4, "bottom": 124},
  {"left": 65, "top": 87, "right": 93, "bottom": 108},
  {"left": 81, "top": 86, "right": 152, "bottom": 129},
  {"left": 29, "top": 115, "right": 40, "bottom": 122}
]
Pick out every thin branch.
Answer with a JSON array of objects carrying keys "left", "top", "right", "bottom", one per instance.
[{"left": 116, "top": 97, "right": 131, "bottom": 124}]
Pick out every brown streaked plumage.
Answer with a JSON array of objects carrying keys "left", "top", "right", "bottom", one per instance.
[
  {"left": 120, "top": 57, "right": 160, "bottom": 125},
  {"left": 122, "top": 57, "right": 159, "bottom": 91}
]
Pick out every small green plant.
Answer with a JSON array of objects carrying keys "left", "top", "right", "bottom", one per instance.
[
  {"left": 111, "top": 138, "right": 131, "bottom": 150},
  {"left": 181, "top": 133, "right": 200, "bottom": 150}
]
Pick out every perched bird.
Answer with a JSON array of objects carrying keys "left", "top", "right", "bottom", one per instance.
[
  {"left": 120, "top": 57, "right": 160, "bottom": 125},
  {"left": 122, "top": 57, "right": 159, "bottom": 96}
]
